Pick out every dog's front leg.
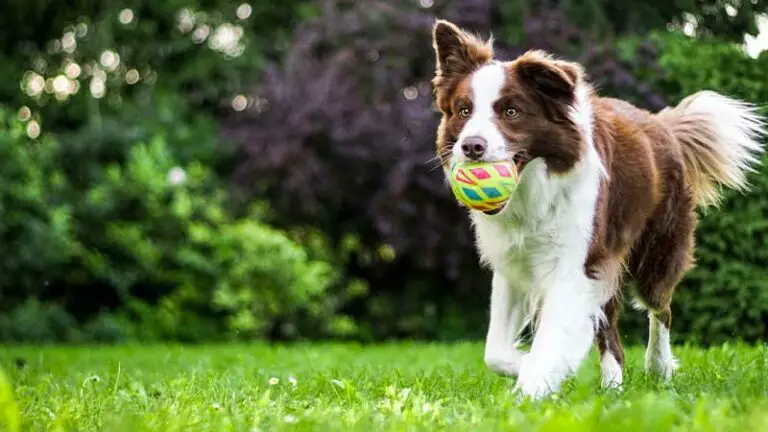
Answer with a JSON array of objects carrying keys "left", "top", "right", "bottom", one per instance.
[
  {"left": 484, "top": 272, "right": 530, "bottom": 376},
  {"left": 514, "top": 262, "right": 601, "bottom": 399}
]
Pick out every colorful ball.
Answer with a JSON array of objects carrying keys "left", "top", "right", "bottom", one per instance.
[{"left": 448, "top": 161, "right": 518, "bottom": 212}]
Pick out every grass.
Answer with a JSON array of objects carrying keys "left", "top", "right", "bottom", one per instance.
[{"left": 1, "top": 342, "right": 768, "bottom": 431}]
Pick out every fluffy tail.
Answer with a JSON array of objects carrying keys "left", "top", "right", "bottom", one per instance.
[{"left": 657, "top": 90, "right": 766, "bottom": 207}]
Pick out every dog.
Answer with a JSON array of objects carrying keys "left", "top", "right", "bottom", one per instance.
[{"left": 430, "top": 19, "right": 766, "bottom": 399}]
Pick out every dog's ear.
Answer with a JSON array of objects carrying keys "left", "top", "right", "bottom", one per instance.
[
  {"left": 432, "top": 20, "right": 493, "bottom": 84},
  {"left": 514, "top": 50, "right": 583, "bottom": 101}
]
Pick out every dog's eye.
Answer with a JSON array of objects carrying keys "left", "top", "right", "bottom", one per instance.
[
  {"left": 504, "top": 107, "right": 519, "bottom": 118},
  {"left": 458, "top": 107, "right": 471, "bottom": 118}
]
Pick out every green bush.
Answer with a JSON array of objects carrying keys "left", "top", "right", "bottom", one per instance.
[
  {"left": 618, "top": 32, "right": 768, "bottom": 345},
  {"left": 0, "top": 299, "right": 81, "bottom": 343},
  {"left": 0, "top": 106, "right": 78, "bottom": 305},
  {"left": 0, "top": 106, "right": 360, "bottom": 343},
  {"left": 79, "top": 136, "right": 357, "bottom": 341}
]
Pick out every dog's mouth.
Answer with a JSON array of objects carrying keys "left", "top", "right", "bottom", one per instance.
[{"left": 512, "top": 151, "right": 530, "bottom": 174}]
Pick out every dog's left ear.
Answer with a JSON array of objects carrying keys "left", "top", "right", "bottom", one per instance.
[{"left": 515, "top": 50, "right": 584, "bottom": 101}]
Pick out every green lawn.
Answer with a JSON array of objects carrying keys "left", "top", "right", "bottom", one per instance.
[{"left": 1, "top": 342, "right": 767, "bottom": 431}]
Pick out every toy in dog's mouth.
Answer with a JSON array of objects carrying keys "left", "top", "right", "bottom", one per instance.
[
  {"left": 448, "top": 160, "right": 519, "bottom": 215},
  {"left": 479, "top": 153, "right": 529, "bottom": 216}
]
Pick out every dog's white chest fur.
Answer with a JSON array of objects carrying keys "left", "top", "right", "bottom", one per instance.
[{"left": 469, "top": 156, "right": 604, "bottom": 312}]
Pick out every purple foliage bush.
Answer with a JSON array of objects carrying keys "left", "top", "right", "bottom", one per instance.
[{"left": 222, "top": 0, "right": 665, "bottom": 339}]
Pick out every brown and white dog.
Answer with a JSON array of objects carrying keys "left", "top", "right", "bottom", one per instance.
[{"left": 430, "top": 19, "right": 766, "bottom": 399}]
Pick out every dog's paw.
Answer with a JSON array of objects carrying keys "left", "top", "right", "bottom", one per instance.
[
  {"left": 485, "top": 351, "right": 527, "bottom": 377},
  {"left": 645, "top": 352, "right": 679, "bottom": 381},
  {"left": 512, "top": 356, "right": 561, "bottom": 401}
]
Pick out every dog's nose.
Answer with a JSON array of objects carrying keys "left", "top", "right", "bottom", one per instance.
[{"left": 461, "top": 136, "right": 487, "bottom": 160}]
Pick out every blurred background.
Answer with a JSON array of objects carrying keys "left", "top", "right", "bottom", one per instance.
[{"left": 0, "top": 0, "right": 767, "bottom": 347}]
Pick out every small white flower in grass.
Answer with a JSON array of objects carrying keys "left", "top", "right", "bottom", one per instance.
[
  {"left": 211, "top": 402, "right": 222, "bottom": 410},
  {"left": 268, "top": 377, "right": 280, "bottom": 386},
  {"left": 288, "top": 376, "right": 298, "bottom": 387},
  {"left": 81, "top": 375, "right": 101, "bottom": 387},
  {"left": 167, "top": 167, "right": 186, "bottom": 186},
  {"left": 283, "top": 414, "right": 297, "bottom": 424}
]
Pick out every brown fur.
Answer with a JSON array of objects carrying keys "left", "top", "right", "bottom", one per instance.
[
  {"left": 431, "top": 19, "right": 765, "bottom": 379},
  {"left": 596, "top": 296, "right": 624, "bottom": 367},
  {"left": 434, "top": 35, "right": 588, "bottom": 174},
  {"left": 432, "top": 20, "right": 494, "bottom": 114},
  {"left": 586, "top": 97, "right": 697, "bottom": 367}
]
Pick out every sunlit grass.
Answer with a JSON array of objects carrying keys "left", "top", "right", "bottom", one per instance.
[{"left": 2, "top": 342, "right": 767, "bottom": 431}]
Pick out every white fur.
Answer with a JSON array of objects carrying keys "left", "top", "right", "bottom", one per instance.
[
  {"left": 457, "top": 66, "right": 608, "bottom": 399},
  {"left": 484, "top": 271, "right": 530, "bottom": 376},
  {"left": 600, "top": 352, "right": 623, "bottom": 389},
  {"left": 666, "top": 90, "right": 765, "bottom": 191},
  {"left": 645, "top": 314, "right": 677, "bottom": 380},
  {"left": 452, "top": 63, "right": 509, "bottom": 163}
]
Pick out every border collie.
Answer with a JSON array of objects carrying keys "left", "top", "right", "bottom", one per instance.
[{"left": 430, "top": 19, "right": 766, "bottom": 399}]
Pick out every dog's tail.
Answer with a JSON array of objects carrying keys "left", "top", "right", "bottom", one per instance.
[{"left": 657, "top": 90, "right": 766, "bottom": 207}]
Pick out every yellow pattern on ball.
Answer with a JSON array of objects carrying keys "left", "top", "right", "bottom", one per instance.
[{"left": 448, "top": 161, "right": 518, "bottom": 212}]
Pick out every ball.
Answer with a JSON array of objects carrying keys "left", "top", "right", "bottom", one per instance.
[{"left": 448, "top": 161, "right": 518, "bottom": 212}]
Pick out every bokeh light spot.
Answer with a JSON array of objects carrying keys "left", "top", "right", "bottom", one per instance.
[
  {"left": 237, "top": 4, "right": 252, "bottom": 20},
  {"left": 193, "top": 25, "right": 211, "bottom": 43},
  {"left": 126, "top": 69, "right": 140, "bottom": 84},
  {"left": 26, "top": 120, "right": 41, "bottom": 139},
  {"left": 90, "top": 78, "right": 106, "bottom": 99},
  {"left": 177, "top": 9, "right": 196, "bottom": 33},
  {"left": 17, "top": 106, "right": 31, "bottom": 122},
  {"left": 232, "top": 95, "right": 248, "bottom": 111},
  {"left": 119, "top": 9, "right": 135, "bottom": 25},
  {"left": 65, "top": 62, "right": 82, "bottom": 79},
  {"left": 100, "top": 50, "right": 121, "bottom": 71},
  {"left": 62, "top": 32, "right": 77, "bottom": 54}
]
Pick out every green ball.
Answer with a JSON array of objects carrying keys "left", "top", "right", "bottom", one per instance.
[{"left": 448, "top": 161, "right": 519, "bottom": 212}]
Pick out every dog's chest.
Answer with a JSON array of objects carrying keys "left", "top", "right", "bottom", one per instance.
[{"left": 471, "top": 190, "right": 571, "bottom": 281}]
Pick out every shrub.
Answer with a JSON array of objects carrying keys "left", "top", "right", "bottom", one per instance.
[
  {"left": 0, "top": 299, "right": 82, "bottom": 343},
  {"left": 72, "top": 136, "right": 362, "bottom": 341},
  {"left": 0, "top": 105, "right": 359, "bottom": 342},
  {"left": 0, "top": 106, "right": 78, "bottom": 307}
]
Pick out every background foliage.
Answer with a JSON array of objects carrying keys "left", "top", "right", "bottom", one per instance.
[{"left": 1, "top": 0, "right": 767, "bottom": 345}]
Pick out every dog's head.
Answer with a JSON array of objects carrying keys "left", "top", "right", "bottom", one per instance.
[{"left": 431, "top": 20, "right": 592, "bottom": 178}]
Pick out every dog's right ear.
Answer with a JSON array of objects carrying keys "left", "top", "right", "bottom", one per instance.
[
  {"left": 432, "top": 20, "right": 493, "bottom": 83},
  {"left": 514, "top": 50, "right": 583, "bottom": 102}
]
